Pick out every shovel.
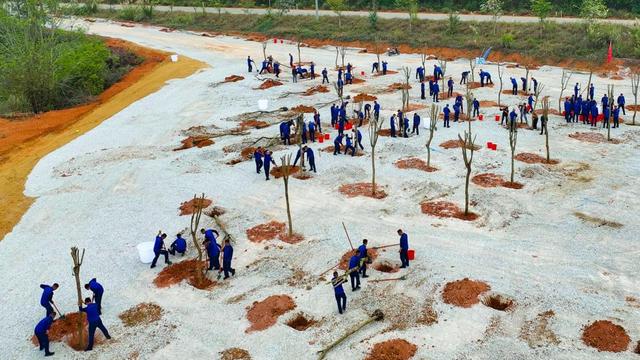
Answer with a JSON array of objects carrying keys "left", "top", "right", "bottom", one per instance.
[{"left": 52, "top": 303, "right": 66, "bottom": 320}]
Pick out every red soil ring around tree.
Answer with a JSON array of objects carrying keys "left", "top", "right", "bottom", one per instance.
[
  {"left": 224, "top": 75, "right": 245, "bottom": 83},
  {"left": 365, "top": 338, "right": 417, "bottom": 360},
  {"left": 303, "top": 85, "right": 329, "bottom": 96},
  {"left": 239, "top": 120, "right": 269, "bottom": 129},
  {"left": 339, "top": 182, "right": 388, "bottom": 199},
  {"left": 533, "top": 108, "right": 561, "bottom": 116},
  {"left": 153, "top": 259, "right": 215, "bottom": 290},
  {"left": 404, "top": 103, "right": 427, "bottom": 112},
  {"left": 277, "top": 232, "right": 305, "bottom": 244},
  {"left": 437, "top": 113, "right": 471, "bottom": 121},
  {"left": 439, "top": 139, "right": 480, "bottom": 151},
  {"left": 373, "top": 70, "right": 399, "bottom": 76},
  {"left": 290, "top": 105, "right": 317, "bottom": 113},
  {"left": 386, "top": 82, "right": 412, "bottom": 92},
  {"left": 285, "top": 313, "right": 317, "bottom": 331},
  {"left": 502, "top": 181, "right": 524, "bottom": 189},
  {"left": 472, "top": 173, "right": 505, "bottom": 188},
  {"left": 179, "top": 197, "right": 213, "bottom": 216},
  {"left": 31, "top": 312, "right": 104, "bottom": 351},
  {"left": 479, "top": 100, "right": 500, "bottom": 107},
  {"left": 245, "top": 295, "right": 296, "bottom": 333},
  {"left": 394, "top": 157, "right": 437, "bottom": 172},
  {"left": 420, "top": 201, "right": 478, "bottom": 221},
  {"left": 257, "top": 79, "right": 283, "bottom": 90},
  {"left": 338, "top": 248, "right": 379, "bottom": 270},
  {"left": 350, "top": 78, "right": 366, "bottom": 84},
  {"left": 320, "top": 145, "right": 365, "bottom": 157},
  {"left": 439, "top": 91, "right": 464, "bottom": 100},
  {"left": 373, "top": 261, "right": 400, "bottom": 273},
  {"left": 609, "top": 75, "right": 624, "bottom": 80},
  {"left": 582, "top": 320, "right": 630, "bottom": 352},
  {"left": 353, "top": 93, "right": 378, "bottom": 102},
  {"left": 442, "top": 278, "right": 491, "bottom": 308},
  {"left": 173, "top": 136, "right": 214, "bottom": 151},
  {"left": 270, "top": 165, "right": 301, "bottom": 178},
  {"left": 246, "top": 221, "right": 286, "bottom": 242},
  {"left": 377, "top": 129, "right": 393, "bottom": 137},
  {"left": 501, "top": 89, "right": 530, "bottom": 96},
  {"left": 627, "top": 105, "right": 640, "bottom": 111},
  {"left": 514, "top": 153, "right": 559, "bottom": 165},
  {"left": 292, "top": 172, "right": 313, "bottom": 180},
  {"left": 467, "top": 82, "right": 495, "bottom": 89},
  {"left": 568, "top": 132, "right": 621, "bottom": 144}
]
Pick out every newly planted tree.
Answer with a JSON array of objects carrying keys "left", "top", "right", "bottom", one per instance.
[
  {"left": 458, "top": 131, "right": 477, "bottom": 216},
  {"left": 189, "top": 193, "right": 206, "bottom": 283},
  {"left": 262, "top": 41, "right": 268, "bottom": 60},
  {"left": 369, "top": 111, "right": 385, "bottom": 196},
  {"left": 558, "top": 69, "right": 572, "bottom": 111},
  {"left": 71, "top": 247, "right": 85, "bottom": 349},
  {"left": 607, "top": 84, "right": 614, "bottom": 141},
  {"left": 333, "top": 81, "right": 343, "bottom": 103},
  {"left": 339, "top": 47, "right": 347, "bottom": 68},
  {"left": 497, "top": 63, "right": 504, "bottom": 106},
  {"left": 296, "top": 114, "right": 305, "bottom": 169},
  {"left": 532, "top": 83, "right": 545, "bottom": 113},
  {"left": 631, "top": 72, "right": 639, "bottom": 125},
  {"left": 280, "top": 154, "right": 294, "bottom": 236},
  {"left": 401, "top": 66, "right": 411, "bottom": 111},
  {"left": 542, "top": 97, "right": 551, "bottom": 162},
  {"left": 464, "top": 83, "right": 474, "bottom": 124},
  {"left": 438, "top": 59, "right": 448, "bottom": 98},
  {"left": 426, "top": 104, "right": 439, "bottom": 168},
  {"left": 469, "top": 58, "right": 476, "bottom": 83}
]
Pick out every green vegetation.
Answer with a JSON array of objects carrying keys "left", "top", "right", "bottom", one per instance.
[
  {"left": 0, "top": 4, "right": 142, "bottom": 114},
  {"left": 84, "top": 8, "right": 640, "bottom": 65}
]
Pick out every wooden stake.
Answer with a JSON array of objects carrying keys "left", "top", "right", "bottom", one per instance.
[{"left": 341, "top": 222, "right": 354, "bottom": 250}]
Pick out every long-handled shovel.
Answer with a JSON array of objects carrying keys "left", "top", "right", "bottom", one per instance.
[
  {"left": 317, "top": 309, "right": 385, "bottom": 360},
  {"left": 52, "top": 303, "right": 66, "bottom": 320}
]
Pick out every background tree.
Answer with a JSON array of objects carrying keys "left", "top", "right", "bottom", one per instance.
[
  {"left": 480, "top": 0, "right": 503, "bottom": 35},
  {"left": 395, "top": 0, "right": 418, "bottom": 30},
  {"left": 274, "top": 0, "right": 295, "bottom": 16},
  {"left": 189, "top": 193, "right": 206, "bottom": 283},
  {"left": 369, "top": 109, "right": 385, "bottom": 196},
  {"left": 530, "top": 0, "right": 552, "bottom": 34},
  {"left": 369, "top": 0, "right": 378, "bottom": 30},
  {"left": 373, "top": 36, "right": 383, "bottom": 72},
  {"left": 280, "top": 154, "right": 294, "bottom": 236},
  {"left": 508, "top": 121, "right": 517, "bottom": 183},
  {"left": 426, "top": 104, "right": 439, "bottom": 168},
  {"left": 458, "top": 131, "right": 476, "bottom": 216},
  {"left": 580, "top": 0, "right": 608, "bottom": 20},
  {"left": 631, "top": 72, "right": 639, "bottom": 125},
  {"left": 558, "top": 69, "right": 572, "bottom": 111},
  {"left": 497, "top": 63, "right": 504, "bottom": 107},
  {"left": 447, "top": 12, "right": 461, "bottom": 35},
  {"left": 326, "top": 0, "right": 347, "bottom": 27},
  {"left": 71, "top": 247, "right": 86, "bottom": 349}
]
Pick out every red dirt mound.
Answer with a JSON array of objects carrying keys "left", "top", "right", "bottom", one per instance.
[
  {"left": 377, "top": 129, "right": 393, "bottom": 137},
  {"left": 290, "top": 105, "right": 316, "bottom": 113},
  {"left": 479, "top": 100, "right": 500, "bottom": 107},
  {"left": 533, "top": 108, "right": 561, "bottom": 116},
  {"left": 153, "top": 259, "right": 215, "bottom": 290},
  {"left": 439, "top": 91, "right": 463, "bottom": 100},
  {"left": 350, "top": 78, "right": 366, "bottom": 84},
  {"left": 339, "top": 183, "right": 387, "bottom": 199},
  {"left": 394, "top": 158, "right": 437, "bottom": 172},
  {"left": 373, "top": 261, "right": 399, "bottom": 273},
  {"left": 159, "top": 27, "right": 175, "bottom": 33},
  {"left": 224, "top": 75, "right": 245, "bottom": 83},
  {"left": 31, "top": 312, "right": 104, "bottom": 351},
  {"left": 439, "top": 139, "right": 480, "bottom": 151},
  {"left": 303, "top": 85, "right": 329, "bottom": 96},
  {"left": 582, "top": 320, "right": 630, "bottom": 352},
  {"left": 404, "top": 103, "right": 427, "bottom": 112},
  {"left": 257, "top": 79, "right": 283, "bottom": 90},
  {"left": 321, "top": 145, "right": 365, "bottom": 156},
  {"left": 270, "top": 165, "right": 301, "bottom": 178},
  {"left": 292, "top": 172, "right": 313, "bottom": 180},
  {"left": 179, "top": 197, "right": 212, "bottom": 216},
  {"left": 373, "top": 70, "right": 399, "bottom": 76},
  {"left": 467, "top": 82, "right": 495, "bottom": 89},
  {"left": 442, "top": 278, "right": 491, "bottom": 308},
  {"left": 286, "top": 313, "right": 317, "bottom": 331},
  {"left": 515, "top": 153, "right": 559, "bottom": 165},
  {"left": 353, "top": 93, "right": 378, "bottom": 102},
  {"left": 502, "top": 181, "right": 524, "bottom": 189},
  {"left": 277, "top": 232, "right": 305, "bottom": 244},
  {"left": 119, "top": 302, "right": 163, "bottom": 327},
  {"left": 568, "top": 132, "right": 620, "bottom": 144},
  {"left": 239, "top": 120, "right": 269, "bottom": 129},
  {"left": 386, "top": 82, "right": 412, "bottom": 92},
  {"left": 627, "top": 105, "right": 640, "bottom": 111},
  {"left": 609, "top": 75, "right": 624, "bottom": 80},
  {"left": 173, "top": 136, "right": 214, "bottom": 151},
  {"left": 338, "top": 248, "right": 379, "bottom": 270},
  {"left": 220, "top": 348, "right": 252, "bottom": 360},
  {"left": 365, "top": 338, "right": 417, "bottom": 360},
  {"left": 246, "top": 295, "right": 296, "bottom": 333},
  {"left": 502, "top": 89, "right": 529, "bottom": 96},
  {"left": 420, "top": 201, "right": 478, "bottom": 221},
  {"left": 246, "top": 221, "right": 286, "bottom": 242},
  {"left": 472, "top": 173, "right": 505, "bottom": 188}
]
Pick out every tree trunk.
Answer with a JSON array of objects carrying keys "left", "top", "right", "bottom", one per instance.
[
  {"left": 545, "top": 127, "right": 550, "bottom": 162},
  {"left": 284, "top": 179, "right": 293, "bottom": 236},
  {"left": 510, "top": 152, "right": 515, "bottom": 183},
  {"left": 71, "top": 247, "right": 85, "bottom": 349},
  {"left": 464, "top": 168, "right": 470, "bottom": 215},
  {"left": 634, "top": 94, "right": 638, "bottom": 125},
  {"left": 426, "top": 144, "right": 431, "bottom": 167},
  {"left": 371, "top": 146, "right": 376, "bottom": 196},
  {"left": 297, "top": 43, "right": 301, "bottom": 65}
]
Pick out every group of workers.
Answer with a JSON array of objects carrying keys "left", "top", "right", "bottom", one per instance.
[
  {"left": 331, "top": 229, "right": 411, "bottom": 314},
  {"left": 562, "top": 92, "right": 625, "bottom": 128},
  {"left": 35, "top": 278, "right": 108, "bottom": 356}
]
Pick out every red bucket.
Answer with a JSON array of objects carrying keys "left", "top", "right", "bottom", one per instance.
[
  {"left": 324, "top": 133, "right": 330, "bottom": 140},
  {"left": 407, "top": 249, "right": 415, "bottom": 260},
  {"left": 486, "top": 141, "right": 493, "bottom": 149},
  {"left": 360, "top": 71, "right": 365, "bottom": 76},
  {"left": 318, "top": 136, "right": 324, "bottom": 143},
  {"left": 345, "top": 122, "right": 353, "bottom": 130},
  {"left": 273, "top": 38, "right": 277, "bottom": 43},
  {"left": 490, "top": 143, "right": 497, "bottom": 150},
  {"left": 478, "top": 114, "right": 484, "bottom": 120},
  {"left": 494, "top": 114, "right": 500, "bottom": 121}
]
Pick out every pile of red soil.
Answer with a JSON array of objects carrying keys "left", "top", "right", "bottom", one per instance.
[
  {"left": 479, "top": 100, "right": 500, "bottom": 107},
  {"left": 246, "top": 221, "right": 286, "bottom": 242},
  {"left": 245, "top": 295, "right": 296, "bottom": 333},
  {"left": 373, "top": 69, "right": 399, "bottom": 76},
  {"left": 350, "top": 78, "right": 366, "bottom": 84},
  {"left": 515, "top": 153, "right": 559, "bottom": 165},
  {"left": 502, "top": 89, "right": 529, "bottom": 96},
  {"left": 320, "top": 145, "right": 365, "bottom": 157},
  {"left": 467, "top": 82, "right": 495, "bottom": 89},
  {"left": 224, "top": 75, "right": 245, "bottom": 83},
  {"left": 31, "top": 312, "right": 103, "bottom": 351},
  {"left": 472, "top": 173, "right": 523, "bottom": 189},
  {"left": 239, "top": 120, "right": 269, "bottom": 129},
  {"left": 420, "top": 201, "right": 478, "bottom": 221},
  {"left": 404, "top": 103, "right": 427, "bottom": 112},
  {"left": 533, "top": 108, "right": 561, "bottom": 116},
  {"left": 568, "top": 132, "right": 620, "bottom": 144},
  {"left": 627, "top": 105, "right": 640, "bottom": 111},
  {"left": 290, "top": 105, "right": 316, "bottom": 113},
  {"left": 442, "top": 278, "right": 491, "bottom": 308},
  {"left": 303, "top": 85, "right": 329, "bottom": 96},
  {"left": 179, "top": 197, "right": 212, "bottom": 216},
  {"left": 439, "top": 91, "right": 463, "bottom": 100},
  {"left": 277, "top": 232, "right": 305, "bottom": 244},
  {"left": 257, "top": 79, "right": 283, "bottom": 90},
  {"left": 119, "top": 302, "right": 163, "bottom": 327},
  {"left": 220, "top": 348, "right": 252, "bottom": 360},
  {"left": 377, "top": 129, "right": 393, "bottom": 137},
  {"left": 285, "top": 313, "right": 317, "bottom": 331},
  {"left": 386, "top": 82, "right": 412, "bottom": 92},
  {"left": 173, "top": 136, "right": 214, "bottom": 151},
  {"left": 270, "top": 165, "right": 301, "bottom": 178},
  {"left": 439, "top": 139, "right": 480, "bottom": 151},
  {"left": 353, "top": 93, "right": 378, "bottom": 102},
  {"left": 438, "top": 113, "right": 471, "bottom": 121},
  {"left": 394, "top": 157, "right": 437, "bottom": 172},
  {"left": 339, "top": 183, "right": 387, "bottom": 199},
  {"left": 365, "top": 339, "right": 417, "bottom": 360},
  {"left": 338, "top": 248, "right": 379, "bottom": 270},
  {"left": 153, "top": 259, "right": 215, "bottom": 290},
  {"left": 582, "top": 320, "right": 630, "bottom": 352},
  {"left": 292, "top": 172, "right": 313, "bottom": 180},
  {"left": 373, "top": 261, "right": 399, "bottom": 273}
]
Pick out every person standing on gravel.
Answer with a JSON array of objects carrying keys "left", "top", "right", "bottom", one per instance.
[
  {"left": 331, "top": 271, "right": 347, "bottom": 314},
  {"left": 398, "top": 229, "right": 410, "bottom": 268}
]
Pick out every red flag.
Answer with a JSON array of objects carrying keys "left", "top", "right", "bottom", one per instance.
[{"left": 607, "top": 41, "right": 613, "bottom": 63}]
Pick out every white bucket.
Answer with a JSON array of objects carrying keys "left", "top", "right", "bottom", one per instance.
[
  {"left": 170, "top": 54, "right": 179, "bottom": 62},
  {"left": 137, "top": 241, "right": 156, "bottom": 263}
]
